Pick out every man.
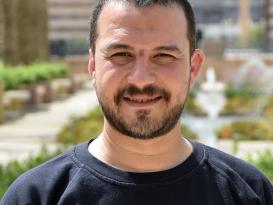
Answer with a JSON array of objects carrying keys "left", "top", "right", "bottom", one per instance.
[{"left": 1, "top": 0, "right": 273, "bottom": 204}]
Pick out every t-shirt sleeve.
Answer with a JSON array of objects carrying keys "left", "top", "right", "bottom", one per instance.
[
  {"left": 0, "top": 152, "right": 77, "bottom": 205},
  {"left": 0, "top": 174, "right": 41, "bottom": 205},
  {"left": 259, "top": 177, "right": 273, "bottom": 205}
]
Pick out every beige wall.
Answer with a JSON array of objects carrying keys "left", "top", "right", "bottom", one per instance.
[{"left": 47, "top": 0, "right": 93, "bottom": 40}]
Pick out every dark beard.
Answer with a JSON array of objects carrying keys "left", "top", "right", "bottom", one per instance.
[{"left": 97, "top": 85, "right": 186, "bottom": 140}]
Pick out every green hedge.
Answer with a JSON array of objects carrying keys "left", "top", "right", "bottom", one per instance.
[
  {"left": 0, "top": 63, "right": 68, "bottom": 90},
  {"left": 0, "top": 146, "right": 63, "bottom": 199},
  {"left": 247, "top": 150, "right": 273, "bottom": 183},
  {"left": 224, "top": 84, "right": 259, "bottom": 98},
  {"left": 57, "top": 106, "right": 198, "bottom": 144}
]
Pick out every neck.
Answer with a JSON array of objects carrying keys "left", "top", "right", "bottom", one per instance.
[{"left": 89, "top": 123, "right": 193, "bottom": 172}]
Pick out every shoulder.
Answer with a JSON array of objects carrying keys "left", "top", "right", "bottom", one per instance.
[
  {"left": 204, "top": 144, "right": 266, "bottom": 181},
  {"left": 0, "top": 144, "right": 85, "bottom": 204},
  {"left": 202, "top": 143, "right": 273, "bottom": 204}
]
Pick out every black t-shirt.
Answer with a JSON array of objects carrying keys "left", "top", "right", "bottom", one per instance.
[{"left": 1, "top": 140, "right": 273, "bottom": 205}]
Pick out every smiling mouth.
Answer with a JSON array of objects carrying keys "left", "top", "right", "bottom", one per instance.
[{"left": 123, "top": 96, "right": 162, "bottom": 106}]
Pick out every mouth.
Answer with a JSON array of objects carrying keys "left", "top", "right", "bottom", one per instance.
[{"left": 123, "top": 96, "right": 163, "bottom": 107}]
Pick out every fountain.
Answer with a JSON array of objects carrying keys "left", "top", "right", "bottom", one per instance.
[
  {"left": 194, "top": 67, "right": 226, "bottom": 146},
  {"left": 182, "top": 60, "right": 272, "bottom": 147},
  {"left": 181, "top": 58, "right": 273, "bottom": 151}
]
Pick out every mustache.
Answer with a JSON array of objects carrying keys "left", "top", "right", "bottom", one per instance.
[{"left": 114, "top": 85, "right": 171, "bottom": 105}]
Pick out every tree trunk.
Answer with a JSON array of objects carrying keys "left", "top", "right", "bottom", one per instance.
[
  {"left": 2, "top": 0, "right": 19, "bottom": 65},
  {"left": 2, "top": 0, "right": 48, "bottom": 65},
  {"left": 0, "top": 0, "right": 4, "bottom": 58},
  {"left": 37, "top": 0, "right": 49, "bottom": 61}
]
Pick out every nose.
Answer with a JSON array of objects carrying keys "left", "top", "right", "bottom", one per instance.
[{"left": 127, "top": 58, "right": 155, "bottom": 89}]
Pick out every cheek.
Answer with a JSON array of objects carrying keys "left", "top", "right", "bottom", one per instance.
[
  {"left": 158, "top": 60, "right": 190, "bottom": 78},
  {"left": 157, "top": 66, "right": 190, "bottom": 103},
  {"left": 96, "top": 64, "right": 127, "bottom": 96},
  {"left": 158, "top": 64, "right": 190, "bottom": 88}
]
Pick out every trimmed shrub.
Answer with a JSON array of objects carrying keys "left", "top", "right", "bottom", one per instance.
[
  {"left": 246, "top": 150, "right": 273, "bottom": 183},
  {"left": 56, "top": 107, "right": 103, "bottom": 144},
  {"left": 0, "top": 63, "right": 68, "bottom": 90}
]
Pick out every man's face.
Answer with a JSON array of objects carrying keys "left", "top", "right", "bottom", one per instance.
[{"left": 89, "top": 2, "right": 203, "bottom": 139}]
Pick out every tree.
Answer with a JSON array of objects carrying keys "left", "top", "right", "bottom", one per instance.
[
  {"left": 2, "top": 0, "right": 18, "bottom": 65},
  {"left": 0, "top": 0, "right": 4, "bottom": 58},
  {"left": 2, "top": 0, "right": 49, "bottom": 65}
]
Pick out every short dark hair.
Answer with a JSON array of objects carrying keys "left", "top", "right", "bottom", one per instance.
[{"left": 89, "top": 0, "right": 196, "bottom": 54}]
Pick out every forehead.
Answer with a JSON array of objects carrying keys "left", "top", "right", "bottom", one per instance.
[{"left": 96, "top": 2, "right": 188, "bottom": 49}]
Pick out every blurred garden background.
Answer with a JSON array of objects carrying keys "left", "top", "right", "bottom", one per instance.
[{"left": 0, "top": 0, "right": 273, "bottom": 198}]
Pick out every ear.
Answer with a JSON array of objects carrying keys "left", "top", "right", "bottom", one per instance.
[
  {"left": 189, "top": 49, "right": 205, "bottom": 89},
  {"left": 88, "top": 48, "right": 96, "bottom": 86}
]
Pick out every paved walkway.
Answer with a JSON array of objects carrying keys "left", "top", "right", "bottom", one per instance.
[
  {"left": 0, "top": 86, "right": 98, "bottom": 164},
  {"left": 0, "top": 87, "right": 273, "bottom": 165}
]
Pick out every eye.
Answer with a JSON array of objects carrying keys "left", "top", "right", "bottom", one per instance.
[
  {"left": 109, "top": 52, "right": 134, "bottom": 65},
  {"left": 153, "top": 53, "right": 176, "bottom": 64},
  {"left": 157, "top": 53, "right": 176, "bottom": 58},
  {"left": 111, "top": 52, "right": 132, "bottom": 57}
]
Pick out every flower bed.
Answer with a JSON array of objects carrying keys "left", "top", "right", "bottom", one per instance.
[
  {"left": 220, "top": 84, "right": 260, "bottom": 115},
  {"left": 217, "top": 120, "right": 273, "bottom": 141},
  {"left": 263, "top": 96, "right": 273, "bottom": 118}
]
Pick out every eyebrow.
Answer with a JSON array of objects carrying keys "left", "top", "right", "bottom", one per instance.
[
  {"left": 104, "top": 43, "right": 134, "bottom": 51},
  {"left": 103, "top": 43, "right": 182, "bottom": 54},
  {"left": 154, "top": 45, "right": 182, "bottom": 54}
]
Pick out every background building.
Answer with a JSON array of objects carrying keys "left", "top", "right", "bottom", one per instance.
[
  {"left": 0, "top": 0, "right": 269, "bottom": 58},
  {"left": 189, "top": 0, "right": 264, "bottom": 40},
  {"left": 48, "top": 0, "right": 266, "bottom": 55},
  {"left": 188, "top": 0, "right": 267, "bottom": 54},
  {"left": 189, "top": 0, "right": 263, "bottom": 24},
  {"left": 47, "top": 0, "right": 93, "bottom": 56}
]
